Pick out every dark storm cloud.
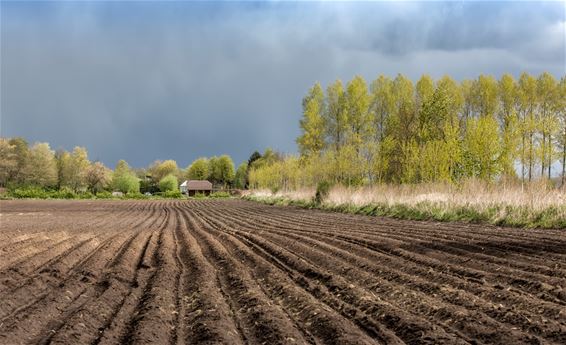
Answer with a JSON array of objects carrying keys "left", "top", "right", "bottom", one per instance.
[{"left": 1, "top": 1, "right": 564, "bottom": 168}]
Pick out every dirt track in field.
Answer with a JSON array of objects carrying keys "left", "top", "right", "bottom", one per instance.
[{"left": 0, "top": 199, "right": 564, "bottom": 345}]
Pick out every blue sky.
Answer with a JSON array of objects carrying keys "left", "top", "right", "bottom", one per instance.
[{"left": 1, "top": 1, "right": 565, "bottom": 168}]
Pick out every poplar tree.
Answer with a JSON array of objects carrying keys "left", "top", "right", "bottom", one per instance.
[
  {"left": 460, "top": 79, "right": 475, "bottom": 128},
  {"left": 416, "top": 75, "right": 434, "bottom": 113},
  {"left": 518, "top": 73, "right": 538, "bottom": 181},
  {"left": 369, "top": 75, "right": 394, "bottom": 142},
  {"left": 498, "top": 74, "right": 520, "bottom": 178},
  {"left": 324, "top": 80, "right": 348, "bottom": 152},
  {"left": 558, "top": 77, "right": 566, "bottom": 185},
  {"left": 297, "top": 83, "right": 325, "bottom": 157},
  {"left": 536, "top": 73, "right": 559, "bottom": 179},
  {"left": 345, "top": 76, "right": 372, "bottom": 151},
  {"left": 387, "top": 74, "right": 416, "bottom": 181},
  {"left": 463, "top": 116, "right": 501, "bottom": 180},
  {"left": 369, "top": 75, "right": 395, "bottom": 183},
  {"left": 473, "top": 75, "right": 499, "bottom": 118}
]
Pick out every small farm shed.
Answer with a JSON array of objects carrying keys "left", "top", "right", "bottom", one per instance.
[{"left": 185, "top": 180, "right": 213, "bottom": 196}]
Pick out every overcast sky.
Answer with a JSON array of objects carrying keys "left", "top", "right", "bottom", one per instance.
[{"left": 1, "top": 1, "right": 565, "bottom": 168}]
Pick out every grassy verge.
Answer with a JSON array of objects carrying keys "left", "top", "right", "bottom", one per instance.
[
  {"left": 243, "top": 193, "right": 566, "bottom": 229},
  {"left": 0, "top": 187, "right": 235, "bottom": 200}
]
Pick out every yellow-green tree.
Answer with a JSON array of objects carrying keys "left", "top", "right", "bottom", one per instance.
[
  {"left": 370, "top": 75, "right": 395, "bottom": 143},
  {"left": 208, "top": 155, "right": 235, "bottom": 187},
  {"left": 187, "top": 158, "right": 209, "bottom": 180},
  {"left": 59, "top": 147, "right": 90, "bottom": 191},
  {"left": 558, "top": 77, "right": 566, "bottom": 185},
  {"left": 497, "top": 74, "right": 519, "bottom": 179},
  {"left": 473, "top": 75, "right": 499, "bottom": 118},
  {"left": 234, "top": 162, "right": 248, "bottom": 189},
  {"left": 536, "top": 72, "right": 559, "bottom": 179},
  {"left": 26, "top": 143, "right": 58, "bottom": 188},
  {"left": 463, "top": 116, "right": 501, "bottom": 180},
  {"left": 324, "top": 80, "right": 348, "bottom": 152},
  {"left": 518, "top": 73, "right": 538, "bottom": 181},
  {"left": 150, "top": 159, "right": 179, "bottom": 182},
  {"left": 345, "top": 76, "right": 372, "bottom": 151},
  {"left": 297, "top": 83, "right": 325, "bottom": 157},
  {"left": 386, "top": 74, "right": 416, "bottom": 181},
  {"left": 0, "top": 138, "right": 18, "bottom": 187},
  {"left": 7, "top": 137, "right": 30, "bottom": 185},
  {"left": 86, "top": 161, "right": 112, "bottom": 193},
  {"left": 113, "top": 160, "right": 139, "bottom": 193},
  {"left": 416, "top": 75, "right": 434, "bottom": 113},
  {"left": 159, "top": 174, "right": 178, "bottom": 192}
]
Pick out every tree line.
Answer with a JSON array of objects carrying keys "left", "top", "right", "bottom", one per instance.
[
  {"left": 0, "top": 137, "right": 242, "bottom": 195},
  {"left": 249, "top": 72, "right": 566, "bottom": 191}
]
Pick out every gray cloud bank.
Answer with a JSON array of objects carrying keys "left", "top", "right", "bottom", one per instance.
[{"left": 1, "top": 1, "right": 564, "bottom": 168}]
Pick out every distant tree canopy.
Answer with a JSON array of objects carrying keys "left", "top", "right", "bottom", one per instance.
[
  {"left": 3, "top": 72, "right": 563, "bottom": 194},
  {"left": 186, "top": 154, "right": 235, "bottom": 187},
  {"left": 249, "top": 72, "right": 566, "bottom": 190},
  {"left": 0, "top": 138, "right": 244, "bottom": 194}
]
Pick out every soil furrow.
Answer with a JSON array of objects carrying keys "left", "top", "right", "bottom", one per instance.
[{"left": 2, "top": 199, "right": 564, "bottom": 345}]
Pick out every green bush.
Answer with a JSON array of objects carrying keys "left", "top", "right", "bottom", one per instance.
[
  {"left": 9, "top": 186, "right": 49, "bottom": 199},
  {"left": 95, "top": 191, "right": 114, "bottom": 199},
  {"left": 123, "top": 192, "right": 148, "bottom": 199},
  {"left": 50, "top": 187, "right": 78, "bottom": 199},
  {"left": 210, "top": 191, "right": 231, "bottom": 198},
  {"left": 75, "top": 192, "right": 94, "bottom": 199},
  {"left": 193, "top": 192, "right": 207, "bottom": 198},
  {"left": 163, "top": 190, "right": 182, "bottom": 198},
  {"left": 314, "top": 181, "right": 332, "bottom": 204},
  {"left": 113, "top": 174, "right": 140, "bottom": 194},
  {"left": 159, "top": 174, "right": 178, "bottom": 192}
]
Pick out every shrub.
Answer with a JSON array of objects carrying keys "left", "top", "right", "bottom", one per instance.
[
  {"left": 50, "top": 187, "right": 78, "bottom": 199},
  {"left": 314, "top": 181, "right": 331, "bottom": 204},
  {"left": 210, "top": 191, "right": 231, "bottom": 198},
  {"left": 123, "top": 192, "right": 148, "bottom": 200},
  {"left": 163, "top": 190, "right": 182, "bottom": 199},
  {"left": 9, "top": 186, "right": 49, "bottom": 199},
  {"left": 75, "top": 191, "right": 95, "bottom": 199},
  {"left": 159, "top": 174, "right": 178, "bottom": 192},
  {"left": 95, "top": 191, "right": 114, "bottom": 199},
  {"left": 113, "top": 174, "right": 140, "bottom": 194}
]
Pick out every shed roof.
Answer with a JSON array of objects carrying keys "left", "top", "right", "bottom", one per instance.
[{"left": 187, "top": 180, "right": 213, "bottom": 190}]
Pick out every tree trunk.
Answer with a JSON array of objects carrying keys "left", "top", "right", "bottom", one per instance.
[
  {"left": 548, "top": 134, "right": 552, "bottom": 180},
  {"left": 540, "top": 131, "right": 546, "bottom": 179},
  {"left": 521, "top": 134, "right": 526, "bottom": 183},
  {"left": 528, "top": 131, "right": 533, "bottom": 182},
  {"left": 563, "top": 129, "right": 566, "bottom": 187}
]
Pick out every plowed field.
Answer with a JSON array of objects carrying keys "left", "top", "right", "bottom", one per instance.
[{"left": 0, "top": 199, "right": 564, "bottom": 345}]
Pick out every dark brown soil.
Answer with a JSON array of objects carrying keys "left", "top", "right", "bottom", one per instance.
[{"left": 0, "top": 199, "right": 564, "bottom": 345}]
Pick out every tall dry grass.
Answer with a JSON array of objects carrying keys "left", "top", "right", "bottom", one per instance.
[{"left": 245, "top": 179, "right": 566, "bottom": 228}]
